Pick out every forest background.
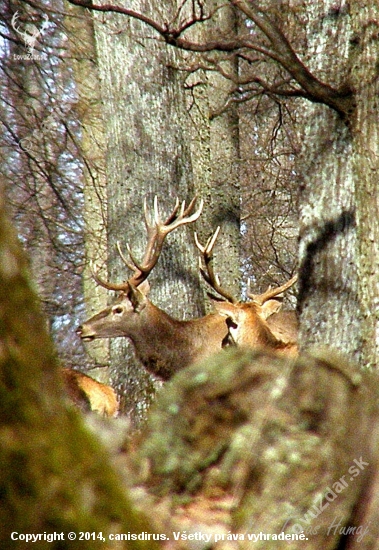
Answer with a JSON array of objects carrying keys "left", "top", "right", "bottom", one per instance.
[{"left": 0, "top": 1, "right": 379, "bottom": 549}]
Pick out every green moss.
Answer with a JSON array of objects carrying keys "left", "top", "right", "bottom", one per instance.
[{"left": 0, "top": 201, "right": 160, "bottom": 550}]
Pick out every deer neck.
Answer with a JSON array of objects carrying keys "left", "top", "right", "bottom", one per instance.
[{"left": 129, "top": 302, "right": 227, "bottom": 381}]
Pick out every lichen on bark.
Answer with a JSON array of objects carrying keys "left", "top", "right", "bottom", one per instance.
[{"left": 0, "top": 190, "right": 159, "bottom": 549}]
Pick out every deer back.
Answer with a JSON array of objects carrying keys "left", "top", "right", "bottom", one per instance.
[{"left": 62, "top": 368, "right": 119, "bottom": 417}]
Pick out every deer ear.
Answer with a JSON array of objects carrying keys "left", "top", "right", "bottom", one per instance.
[
  {"left": 137, "top": 280, "right": 150, "bottom": 296},
  {"left": 128, "top": 284, "right": 148, "bottom": 313},
  {"left": 261, "top": 299, "right": 282, "bottom": 319},
  {"left": 213, "top": 300, "right": 239, "bottom": 323}
]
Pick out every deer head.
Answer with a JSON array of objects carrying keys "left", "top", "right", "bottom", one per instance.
[
  {"left": 76, "top": 197, "right": 232, "bottom": 380},
  {"left": 77, "top": 196, "right": 203, "bottom": 339},
  {"left": 194, "top": 227, "right": 298, "bottom": 356}
]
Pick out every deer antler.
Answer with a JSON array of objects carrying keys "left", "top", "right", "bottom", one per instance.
[
  {"left": 90, "top": 260, "right": 129, "bottom": 292},
  {"left": 247, "top": 274, "right": 298, "bottom": 305},
  {"left": 194, "top": 226, "right": 237, "bottom": 304},
  {"left": 92, "top": 196, "right": 203, "bottom": 292}
]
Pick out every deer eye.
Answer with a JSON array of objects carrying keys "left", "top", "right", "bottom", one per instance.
[{"left": 113, "top": 306, "right": 123, "bottom": 315}]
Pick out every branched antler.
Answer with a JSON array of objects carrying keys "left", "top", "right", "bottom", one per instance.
[
  {"left": 194, "top": 227, "right": 237, "bottom": 303},
  {"left": 92, "top": 196, "right": 203, "bottom": 291},
  {"left": 247, "top": 274, "right": 298, "bottom": 305}
]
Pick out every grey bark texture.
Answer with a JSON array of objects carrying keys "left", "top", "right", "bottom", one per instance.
[
  {"left": 296, "top": 0, "right": 379, "bottom": 370},
  {"left": 91, "top": 0, "right": 241, "bottom": 422},
  {"left": 66, "top": 3, "right": 110, "bottom": 373}
]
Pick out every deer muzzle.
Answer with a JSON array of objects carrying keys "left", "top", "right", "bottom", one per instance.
[{"left": 76, "top": 325, "right": 96, "bottom": 342}]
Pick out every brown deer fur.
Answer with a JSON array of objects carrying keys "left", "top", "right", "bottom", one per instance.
[
  {"left": 61, "top": 368, "right": 119, "bottom": 417},
  {"left": 77, "top": 282, "right": 297, "bottom": 380},
  {"left": 214, "top": 300, "right": 298, "bottom": 357}
]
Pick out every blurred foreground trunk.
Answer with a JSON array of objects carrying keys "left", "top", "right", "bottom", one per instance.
[
  {"left": 0, "top": 189, "right": 158, "bottom": 550},
  {"left": 127, "top": 347, "right": 379, "bottom": 550}
]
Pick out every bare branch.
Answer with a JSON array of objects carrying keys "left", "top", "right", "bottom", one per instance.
[
  {"left": 66, "top": 0, "right": 168, "bottom": 37},
  {"left": 232, "top": 0, "right": 354, "bottom": 118},
  {"left": 66, "top": 0, "right": 355, "bottom": 119}
]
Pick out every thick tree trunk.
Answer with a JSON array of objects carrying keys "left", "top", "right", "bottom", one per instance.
[
  {"left": 296, "top": 0, "right": 379, "bottom": 369},
  {"left": 0, "top": 188, "right": 158, "bottom": 550},
  {"left": 349, "top": 1, "right": 379, "bottom": 370}
]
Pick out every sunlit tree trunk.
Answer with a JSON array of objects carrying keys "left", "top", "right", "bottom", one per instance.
[
  {"left": 65, "top": 4, "right": 110, "bottom": 376},
  {"left": 349, "top": 1, "right": 379, "bottom": 370},
  {"left": 296, "top": 0, "right": 379, "bottom": 370}
]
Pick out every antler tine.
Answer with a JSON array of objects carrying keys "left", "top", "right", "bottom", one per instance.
[
  {"left": 206, "top": 225, "right": 220, "bottom": 254},
  {"left": 90, "top": 260, "right": 130, "bottom": 292},
  {"left": 162, "top": 197, "right": 181, "bottom": 226},
  {"left": 127, "top": 195, "right": 204, "bottom": 287},
  {"left": 152, "top": 195, "right": 179, "bottom": 227},
  {"left": 116, "top": 241, "right": 136, "bottom": 271},
  {"left": 159, "top": 196, "right": 204, "bottom": 234},
  {"left": 181, "top": 195, "right": 201, "bottom": 219},
  {"left": 249, "top": 274, "right": 298, "bottom": 305},
  {"left": 146, "top": 196, "right": 202, "bottom": 230},
  {"left": 194, "top": 227, "right": 237, "bottom": 304}
]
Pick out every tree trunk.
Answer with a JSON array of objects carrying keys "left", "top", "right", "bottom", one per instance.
[
  {"left": 65, "top": 4, "right": 110, "bottom": 374},
  {"left": 0, "top": 186, "right": 159, "bottom": 550},
  {"left": 296, "top": 0, "right": 379, "bottom": 369},
  {"left": 349, "top": 1, "right": 379, "bottom": 370},
  {"left": 185, "top": 0, "right": 241, "bottom": 301},
  {"left": 92, "top": 1, "right": 206, "bottom": 423}
]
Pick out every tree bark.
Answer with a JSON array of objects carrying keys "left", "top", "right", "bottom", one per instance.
[
  {"left": 0, "top": 187, "right": 159, "bottom": 550},
  {"left": 65, "top": 3, "right": 110, "bottom": 374},
  {"left": 349, "top": 1, "right": 379, "bottom": 369},
  {"left": 296, "top": 0, "right": 379, "bottom": 369}
]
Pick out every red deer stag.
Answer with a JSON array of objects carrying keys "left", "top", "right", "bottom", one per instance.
[
  {"left": 61, "top": 368, "right": 119, "bottom": 417},
  {"left": 77, "top": 197, "right": 233, "bottom": 380},
  {"left": 76, "top": 197, "right": 297, "bottom": 381},
  {"left": 194, "top": 226, "right": 298, "bottom": 356}
]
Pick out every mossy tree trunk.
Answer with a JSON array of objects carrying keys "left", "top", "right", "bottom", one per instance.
[{"left": 0, "top": 188, "right": 159, "bottom": 550}]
